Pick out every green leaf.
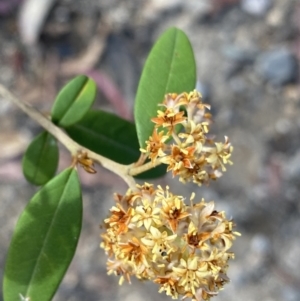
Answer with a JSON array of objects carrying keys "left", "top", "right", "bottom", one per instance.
[
  {"left": 65, "top": 110, "right": 166, "bottom": 179},
  {"left": 134, "top": 27, "right": 196, "bottom": 148},
  {"left": 3, "top": 168, "right": 82, "bottom": 301},
  {"left": 51, "top": 75, "right": 97, "bottom": 127},
  {"left": 22, "top": 131, "right": 59, "bottom": 186}
]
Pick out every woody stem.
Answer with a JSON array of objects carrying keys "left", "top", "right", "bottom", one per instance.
[{"left": 0, "top": 84, "right": 137, "bottom": 189}]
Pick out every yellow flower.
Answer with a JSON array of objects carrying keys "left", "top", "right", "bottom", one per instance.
[
  {"left": 154, "top": 276, "right": 183, "bottom": 299},
  {"left": 173, "top": 257, "right": 210, "bottom": 295},
  {"left": 101, "top": 184, "right": 239, "bottom": 301},
  {"left": 104, "top": 203, "right": 133, "bottom": 234},
  {"left": 141, "top": 129, "right": 169, "bottom": 162},
  {"left": 160, "top": 92, "right": 189, "bottom": 111},
  {"left": 141, "top": 90, "right": 234, "bottom": 185},
  {"left": 179, "top": 120, "right": 208, "bottom": 152},
  {"left": 162, "top": 145, "right": 195, "bottom": 176},
  {"left": 117, "top": 237, "right": 149, "bottom": 268},
  {"left": 107, "top": 259, "right": 132, "bottom": 285},
  {"left": 141, "top": 226, "right": 177, "bottom": 261},
  {"left": 100, "top": 229, "right": 118, "bottom": 257},
  {"left": 205, "top": 137, "right": 233, "bottom": 171},
  {"left": 157, "top": 186, "right": 190, "bottom": 233},
  {"left": 170, "top": 155, "right": 209, "bottom": 186},
  {"left": 99, "top": 89, "right": 239, "bottom": 300},
  {"left": 184, "top": 221, "right": 211, "bottom": 251},
  {"left": 151, "top": 108, "right": 186, "bottom": 134},
  {"left": 131, "top": 198, "right": 162, "bottom": 230}
]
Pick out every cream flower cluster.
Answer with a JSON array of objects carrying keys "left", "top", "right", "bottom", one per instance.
[
  {"left": 141, "top": 90, "right": 233, "bottom": 186},
  {"left": 101, "top": 183, "right": 239, "bottom": 301}
]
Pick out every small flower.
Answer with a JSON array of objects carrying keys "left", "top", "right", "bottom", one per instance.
[
  {"left": 141, "top": 226, "right": 177, "bottom": 261},
  {"left": 136, "top": 182, "right": 156, "bottom": 199},
  {"left": 179, "top": 120, "right": 208, "bottom": 152},
  {"left": 131, "top": 198, "right": 162, "bottom": 229},
  {"left": 106, "top": 259, "right": 132, "bottom": 285},
  {"left": 152, "top": 108, "right": 186, "bottom": 134},
  {"left": 155, "top": 276, "right": 183, "bottom": 299},
  {"left": 104, "top": 203, "right": 133, "bottom": 234},
  {"left": 185, "top": 221, "right": 211, "bottom": 250},
  {"left": 156, "top": 186, "right": 190, "bottom": 233},
  {"left": 141, "top": 129, "right": 169, "bottom": 162},
  {"left": 185, "top": 90, "right": 210, "bottom": 121},
  {"left": 173, "top": 257, "right": 210, "bottom": 295},
  {"left": 162, "top": 145, "right": 196, "bottom": 176},
  {"left": 205, "top": 137, "right": 233, "bottom": 171},
  {"left": 117, "top": 237, "right": 149, "bottom": 268},
  {"left": 159, "top": 93, "right": 189, "bottom": 111},
  {"left": 100, "top": 230, "right": 118, "bottom": 256},
  {"left": 166, "top": 154, "right": 210, "bottom": 186},
  {"left": 161, "top": 197, "right": 190, "bottom": 233}
]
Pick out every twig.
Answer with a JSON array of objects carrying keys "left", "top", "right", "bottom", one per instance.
[
  {"left": 0, "top": 84, "right": 136, "bottom": 189},
  {"left": 129, "top": 158, "right": 163, "bottom": 176}
]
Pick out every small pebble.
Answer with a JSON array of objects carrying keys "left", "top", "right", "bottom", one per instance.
[
  {"left": 250, "top": 234, "right": 271, "bottom": 255},
  {"left": 222, "top": 45, "right": 257, "bottom": 64},
  {"left": 255, "top": 48, "right": 298, "bottom": 86},
  {"left": 241, "top": 0, "right": 272, "bottom": 16}
]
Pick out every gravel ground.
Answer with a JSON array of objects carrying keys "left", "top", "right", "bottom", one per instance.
[{"left": 1, "top": 0, "right": 300, "bottom": 301}]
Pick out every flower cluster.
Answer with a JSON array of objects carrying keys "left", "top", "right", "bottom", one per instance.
[
  {"left": 100, "top": 183, "right": 239, "bottom": 301},
  {"left": 141, "top": 90, "right": 233, "bottom": 185}
]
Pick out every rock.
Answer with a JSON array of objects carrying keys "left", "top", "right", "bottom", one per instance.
[
  {"left": 229, "top": 77, "right": 247, "bottom": 94},
  {"left": 222, "top": 45, "right": 257, "bottom": 64},
  {"left": 241, "top": 0, "right": 272, "bottom": 16},
  {"left": 146, "top": 0, "right": 182, "bottom": 12},
  {"left": 255, "top": 48, "right": 298, "bottom": 86},
  {"left": 142, "top": 0, "right": 183, "bottom": 22},
  {"left": 250, "top": 234, "right": 271, "bottom": 256},
  {"left": 275, "top": 118, "right": 293, "bottom": 135},
  {"left": 281, "top": 287, "right": 300, "bottom": 301},
  {"left": 283, "top": 150, "right": 300, "bottom": 181}
]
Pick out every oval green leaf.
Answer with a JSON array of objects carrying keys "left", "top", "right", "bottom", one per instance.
[
  {"left": 22, "top": 131, "right": 59, "bottom": 186},
  {"left": 3, "top": 168, "right": 82, "bottom": 301},
  {"left": 51, "top": 75, "right": 97, "bottom": 127},
  {"left": 134, "top": 27, "right": 196, "bottom": 148},
  {"left": 65, "top": 110, "right": 166, "bottom": 179}
]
